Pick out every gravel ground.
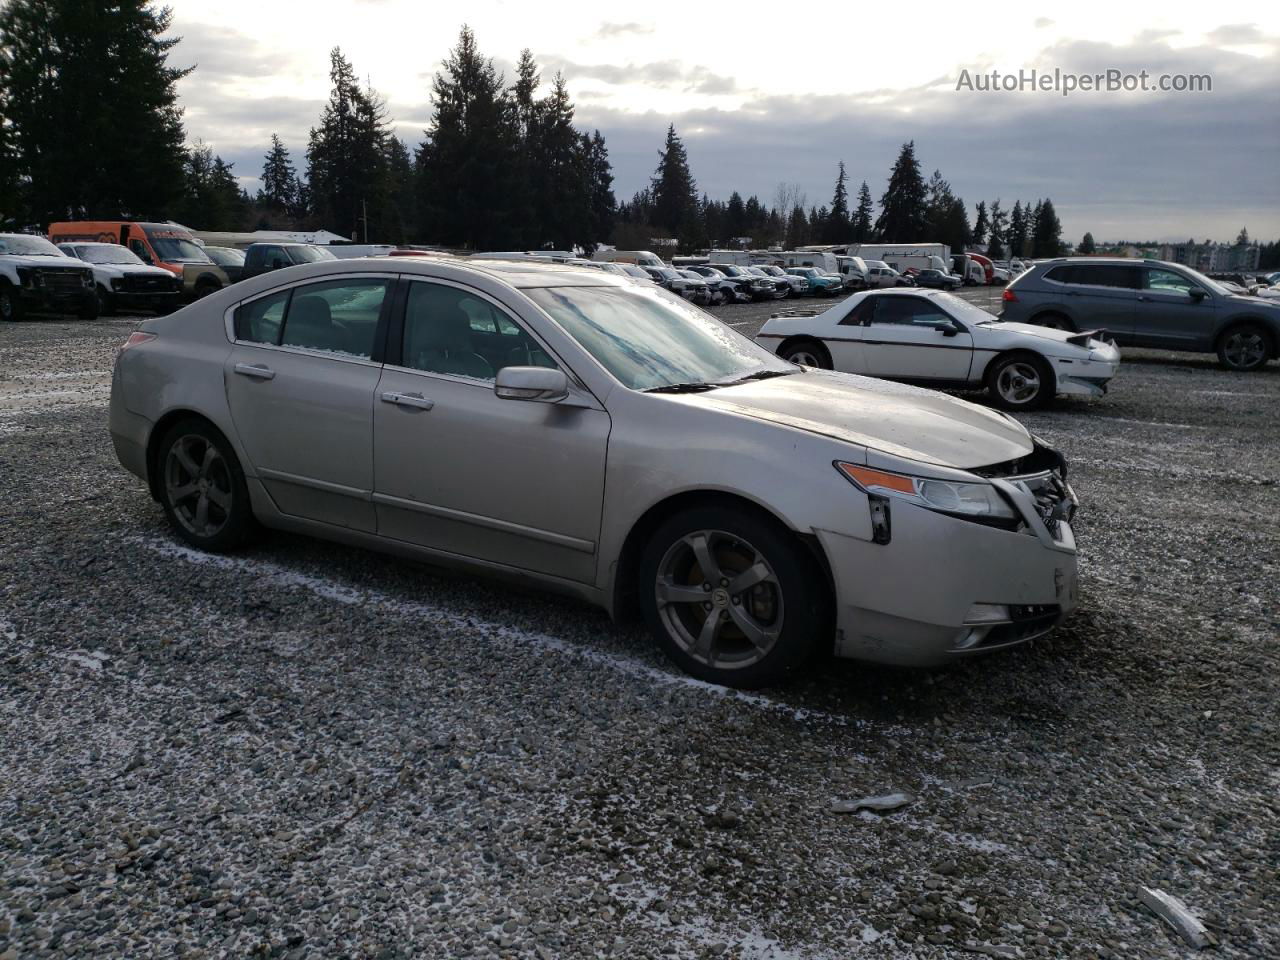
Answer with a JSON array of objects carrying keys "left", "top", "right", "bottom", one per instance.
[{"left": 1, "top": 302, "right": 1277, "bottom": 960}]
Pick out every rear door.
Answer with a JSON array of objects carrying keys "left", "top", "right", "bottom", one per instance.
[
  {"left": 1047, "top": 264, "right": 1139, "bottom": 341},
  {"left": 1132, "top": 266, "right": 1217, "bottom": 349},
  {"left": 224, "top": 274, "right": 393, "bottom": 532},
  {"left": 859, "top": 295, "right": 974, "bottom": 381}
]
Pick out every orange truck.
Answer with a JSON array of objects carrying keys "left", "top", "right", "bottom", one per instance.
[{"left": 46, "top": 221, "right": 230, "bottom": 300}]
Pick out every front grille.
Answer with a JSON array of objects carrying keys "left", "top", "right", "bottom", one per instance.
[
  {"left": 118, "top": 274, "right": 173, "bottom": 293},
  {"left": 37, "top": 269, "right": 86, "bottom": 293},
  {"left": 978, "top": 604, "right": 1060, "bottom": 647}
]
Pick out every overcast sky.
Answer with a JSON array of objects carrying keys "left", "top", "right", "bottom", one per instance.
[{"left": 169, "top": 0, "right": 1280, "bottom": 243}]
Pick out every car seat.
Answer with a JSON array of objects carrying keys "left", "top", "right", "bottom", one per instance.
[{"left": 407, "top": 305, "right": 494, "bottom": 380}]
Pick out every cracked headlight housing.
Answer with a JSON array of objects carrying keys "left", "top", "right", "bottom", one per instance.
[{"left": 835, "top": 462, "right": 1018, "bottom": 535}]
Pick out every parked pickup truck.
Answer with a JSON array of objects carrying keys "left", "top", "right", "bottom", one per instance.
[
  {"left": 0, "top": 233, "right": 98, "bottom": 321},
  {"left": 56, "top": 241, "right": 182, "bottom": 315},
  {"left": 241, "top": 242, "right": 336, "bottom": 280}
]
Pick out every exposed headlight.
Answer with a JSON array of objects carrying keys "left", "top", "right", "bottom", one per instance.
[
  {"left": 82, "top": 270, "right": 94, "bottom": 288},
  {"left": 836, "top": 462, "right": 1018, "bottom": 522}
]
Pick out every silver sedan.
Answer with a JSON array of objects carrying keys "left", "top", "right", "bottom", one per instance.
[{"left": 109, "top": 256, "right": 1080, "bottom": 688}]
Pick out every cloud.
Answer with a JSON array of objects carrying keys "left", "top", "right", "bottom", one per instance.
[
  {"left": 595, "top": 22, "right": 653, "bottom": 39},
  {"left": 1206, "top": 23, "right": 1270, "bottom": 45},
  {"left": 540, "top": 57, "right": 740, "bottom": 95},
  {"left": 1034, "top": 17, "right": 1054, "bottom": 29}
]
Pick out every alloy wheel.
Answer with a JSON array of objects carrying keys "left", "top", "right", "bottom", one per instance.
[
  {"left": 164, "top": 434, "right": 234, "bottom": 538},
  {"left": 654, "top": 530, "right": 784, "bottom": 671},
  {"left": 1222, "top": 330, "right": 1267, "bottom": 370},
  {"left": 996, "top": 361, "right": 1042, "bottom": 405}
]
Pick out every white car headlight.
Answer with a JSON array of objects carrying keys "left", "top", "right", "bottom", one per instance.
[{"left": 836, "top": 462, "right": 1017, "bottom": 522}]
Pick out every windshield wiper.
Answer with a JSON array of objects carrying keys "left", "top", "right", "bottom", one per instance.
[
  {"left": 718, "top": 369, "right": 797, "bottom": 386},
  {"left": 644, "top": 381, "right": 720, "bottom": 394}
]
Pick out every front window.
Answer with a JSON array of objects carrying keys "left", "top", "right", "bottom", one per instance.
[
  {"left": 525, "top": 284, "right": 793, "bottom": 391},
  {"left": 402, "top": 282, "right": 554, "bottom": 381},
  {"left": 80, "top": 245, "right": 143, "bottom": 266},
  {"left": 144, "top": 232, "right": 211, "bottom": 263},
  {"left": 288, "top": 245, "right": 337, "bottom": 264},
  {"left": 0, "top": 235, "right": 63, "bottom": 256},
  {"left": 1152, "top": 265, "right": 1228, "bottom": 296},
  {"left": 869, "top": 296, "right": 955, "bottom": 328},
  {"left": 205, "top": 247, "right": 245, "bottom": 267}
]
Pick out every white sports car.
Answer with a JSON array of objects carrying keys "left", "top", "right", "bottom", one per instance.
[{"left": 755, "top": 288, "right": 1121, "bottom": 410}]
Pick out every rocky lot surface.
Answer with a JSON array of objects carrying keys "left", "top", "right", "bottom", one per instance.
[{"left": 1, "top": 304, "right": 1277, "bottom": 959}]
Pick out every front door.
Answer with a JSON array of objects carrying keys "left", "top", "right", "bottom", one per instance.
[
  {"left": 860, "top": 295, "right": 974, "bottom": 381},
  {"left": 373, "top": 279, "right": 610, "bottom": 584},
  {"left": 224, "top": 275, "right": 392, "bottom": 532},
  {"left": 1132, "top": 266, "right": 1218, "bottom": 349}
]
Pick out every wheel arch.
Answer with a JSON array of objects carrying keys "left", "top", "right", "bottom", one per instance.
[
  {"left": 985, "top": 347, "right": 1057, "bottom": 393},
  {"left": 774, "top": 334, "right": 831, "bottom": 366},
  {"left": 1215, "top": 317, "right": 1277, "bottom": 358},
  {"left": 1028, "top": 309, "right": 1076, "bottom": 331},
  {"left": 610, "top": 489, "right": 835, "bottom": 624}
]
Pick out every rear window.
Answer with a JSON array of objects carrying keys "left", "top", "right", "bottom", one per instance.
[{"left": 1045, "top": 264, "right": 1138, "bottom": 289}]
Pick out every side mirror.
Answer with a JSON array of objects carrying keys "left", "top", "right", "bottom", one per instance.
[
  {"left": 1188, "top": 288, "right": 1208, "bottom": 301},
  {"left": 935, "top": 323, "right": 960, "bottom": 337},
  {"left": 495, "top": 366, "right": 569, "bottom": 403}
]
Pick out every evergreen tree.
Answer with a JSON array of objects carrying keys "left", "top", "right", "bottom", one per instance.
[
  {"left": 724, "top": 191, "right": 746, "bottom": 241},
  {"left": 416, "top": 26, "right": 521, "bottom": 248},
  {"left": 536, "top": 73, "right": 591, "bottom": 250},
  {"left": 823, "top": 160, "right": 850, "bottom": 242},
  {"left": 987, "top": 200, "right": 1006, "bottom": 260},
  {"left": 0, "top": 0, "right": 189, "bottom": 223},
  {"left": 1235, "top": 226, "right": 1250, "bottom": 246},
  {"left": 1078, "top": 231, "right": 1097, "bottom": 254},
  {"left": 0, "top": 93, "right": 18, "bottom": 226},
  {"left": 922, "top": 170, "right": 969, "bottom": 251},
  {"left": 1008, "top": 201, "right": 1028, "bottom": 258},
  {"left": 258, "top": 133, "right": 299, "bottom": 215},
  {"left": 650, "top": 124, "right": 698, "bottom": 238},
  {"left": 380, "top": 137, "right": 416, "bottom": 244},
  {"left": 787, "top": 204, "right": 808, "bottom": 248},
  {"left": 582, "top": 130, "right": 615, "bottom": 251},
  {"left": 875, "top": 141, "right": 926, "bottom": 241},
  {"left": 176, "top": 141, "right": 247, "bottom": 230},
  {"left": 851, "top": 181, "right": 874, "bottom": 242},
  {"left": 306, "top": 48, "right": 392, "bottom": 240},
  {"left": 1031, "top": 198, "right": 1063, "bottom": 257},
  {"left": 972, "top": 201, "right": 989, "bottom": 245},
  {"left": 508, "top": 48, "right": 541, "bottom": 245}
]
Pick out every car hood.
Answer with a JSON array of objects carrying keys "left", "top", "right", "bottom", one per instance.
[
  {"left": 986, "top": 320, "right": 1099, "bottom": 346},
  {"left": 1, "top": 255, "right": 91, "bottom": 269},
  {"left": 92, "top": 263, "right": 174, "bottom": 279},
  {"left": 1225, "top": 293, "right": 1280, "bottom": 308},
  {"left": 692, "top": 369, "right": 1032, "bottom": 469}
]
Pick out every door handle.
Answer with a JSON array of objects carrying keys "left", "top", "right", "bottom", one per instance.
[
  {"left": 381, "top": 391, "right": 434, "bottom": 411},
  {"left": 233, "top": 362, "right": 275, "bottom": 380}
]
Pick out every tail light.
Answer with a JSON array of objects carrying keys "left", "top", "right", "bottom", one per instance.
[
  {"left": 121, "top": 331, "right": 156, "bottom": 351},
  {"left": 1002, "top": 288, "right": 1018, "bottom": 302}
]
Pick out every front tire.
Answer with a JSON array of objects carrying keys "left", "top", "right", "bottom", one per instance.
[
  {"left": 987, "top": 352, "right": 1054, "bottom": 410},
  {"left": 639, "top": 505, "right": 826, "bottom": 688},
  {"left": 1216, "top": 324, "right": 1272, "bottom": 371},
  {"left": 96, "top": 285, "right": 115, "bottom": 317},
  {"left": 157, "top": 419, "right": 254, "bottom": 552},
  {"left": 0, "top": 283, "right": 23, "bottom": 322}
]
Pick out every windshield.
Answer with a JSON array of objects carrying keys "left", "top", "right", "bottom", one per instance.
[
  {"left": 934, "top": 291, "right": 998, "bottom": 325},
  {"left": 290, "top": 245, "right": 337, "bottom": 264},
  {"left": 526, "top": 284, "right": 793, "bottom": 391},
  {"left": 80, "top": 245, "right": 143, "bottom": 265},
  {"left": 146, "top": 235, "right": 211, "bottom": 263},
  {"left": 0, "top": 235, "right": 63, "bottom": 256},
  {"left": 620, "top": 265, "right": 650, "bottom": 278},
  {"left": 714, "top": 265, "right": 745, "bottom": 276},
  {"left": 205, "top": 246, "right": 245, "bottom": 266}
]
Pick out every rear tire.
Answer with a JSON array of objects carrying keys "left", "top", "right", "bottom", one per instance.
[
  {"left": 1216, "top": 324, "right": 1272, "bottom": 371},
  {"left": 194, "top": 281, "right": 219, "bottom": 300},
  {"left": 779, "top": 338, "right": 831, "bottom": 369},
  {"left": 156, "top": 419, "right": 254, "bottom": 552},
  {"left": 638, "top": 505, "right": 826, "bottom": 688},
  {"left": 986, "top": 352, "right": 1054, "bottom": 410}
]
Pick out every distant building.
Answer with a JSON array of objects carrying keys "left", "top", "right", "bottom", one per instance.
[{"left": 1157, "top": 239, "right": 1260, "bottom": 271}]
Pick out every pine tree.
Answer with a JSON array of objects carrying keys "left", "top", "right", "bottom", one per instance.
[
  {"left": 176, "top": 141, "right": 247, "bottom": 230},
  {"left": 416, "top": 26, "right": 521, "bottom": 248},
  {"left": 1031, "top": 198, "right": 1063, "bottom": 257},
  {"left": 724, "top": 191, "right": 746, "bottom": 241},
  {"left": 1235, "top": 226, "right": 1250, "bottom": 246},
  {"left": 1079, "top": 231, "right": 1097, "bottom": 255},
  {"left": 537, "top": 73, "right": 589, "bottom": 250},
  {"left": 508, "top": 48, "right": 541, "bottom": 246},
  {"left": 380, "top": 137, "right": 415, "bottom": 244},
  {"left": 875, "top": 141, "right": 926, "bottom": 241},
  {"left": 1008, "top": 201, "right": 1028, "bottom": 259},
  {"left": 787, "top": 204, "right": 808, "bottom": 247},
  {"left": 258, "top": 133, "right": 299, "bottom": 215},
  {"left": 0, "top": 0, "right": 189, "bottom": 223},
  {"left": 851, "top": 181, "right": 874, "bottom": 242},
  {"left": 823, "top": 160, "right": 850, "bottom": 243},
  {"left": 987, "top": 200, "right": 1006, "bottom": 260},
  {"left": 306, "top": 48, "right": 392, "bottom": 240},
  {"left": 972, "top": 201, "right": 989, "bottom": 245},
  {"left": 650, "top": 124, "right": 698, "bottom": 239},
  {"left": 582, "top": 130, "right": 615, "bottom": 252}
]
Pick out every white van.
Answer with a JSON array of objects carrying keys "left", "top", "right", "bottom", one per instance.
[
  {"left": 777, "top": 250, "right": 840, "bottom": 274},
  {"left": 836, "top": 255, "right": 869, "bottom": 289},
  {"left": 590, "top": 249, "right": 665, "bottom": 268}
]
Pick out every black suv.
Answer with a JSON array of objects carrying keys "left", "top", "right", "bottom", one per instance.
[{"left": 1001, "top": 258, "right": 1280, "bottom": 371}]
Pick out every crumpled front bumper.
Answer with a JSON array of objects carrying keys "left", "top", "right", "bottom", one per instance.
[{"left": 818, "top": 479, "right": 1078, "bottom": 667}]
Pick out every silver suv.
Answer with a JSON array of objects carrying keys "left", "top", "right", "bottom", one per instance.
[{"left": 1001, "top": 258, "right": 1280, "bottom": 371}]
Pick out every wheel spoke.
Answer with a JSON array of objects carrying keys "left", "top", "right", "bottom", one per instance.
[
  {"left": 687, "top": 532, "right": 722, "bottom": 583},
  {"left": 656, "top": 579, "right": 709, "bottom": 606},
  {"left": 728, "top": 561, "right": 773, "bottom": 596},
  {"left": 173, "top": 443, "right": 200, "bottom": 477},
  {"left": 169, "top": 481, "right": 200, "bottom": 503},
  {"left": 694, "top": 610, "right": 722, "bottom": 662},
  {"left": 727, "top": 603, "right": 776, "bottom": 652},
  {"left": 199, "top": 444, "right": 218, "bottom": 478},
  {"left": 206, "top": 485, "right": 231, "bottom": 511},
  {"left": 194, "top": 494, "right": 210, "bottom": 532}
]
